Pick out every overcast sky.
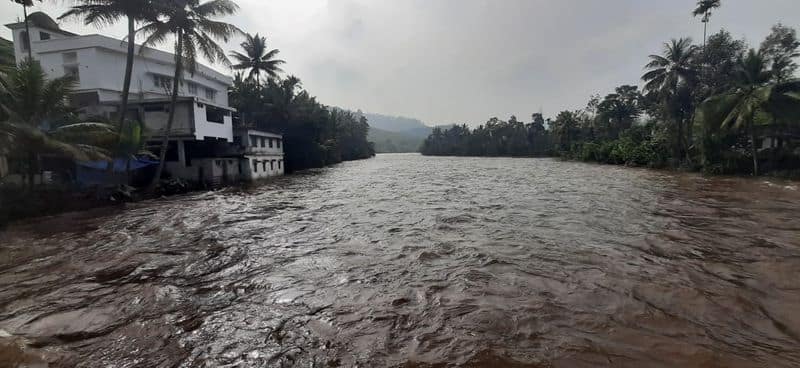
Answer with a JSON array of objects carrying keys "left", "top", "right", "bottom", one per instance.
[{"left": 2, "top": 0, "right": 799, "bottom": 125}]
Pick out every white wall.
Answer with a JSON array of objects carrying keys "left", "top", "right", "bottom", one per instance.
[
  {"left": 142, "top": 102, "right": 194, "bottom": 137},
  {"left": 165, "top": 157, "right": 241, "bottom": 186},
  {"left": 10, "top": 25, "right": 70, "bottom": 65},
  {"left": 12, "top": 32, "right": 232, "bottom": 107},
  {"left": 236, "top": 129, "right": 284, "bottom": 155},
  {"left": 193, "top": 102, "right": 233, "bottom": 141},
  {"left": 242, "top": 155, "right": 284, "bottom": 181}
]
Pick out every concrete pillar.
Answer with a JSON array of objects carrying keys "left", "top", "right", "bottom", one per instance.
[{"left": 177, "top": 140, "right": 187, "bottom": 168}]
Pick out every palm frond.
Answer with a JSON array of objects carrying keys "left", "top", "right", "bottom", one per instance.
[{"left": 194, "top": 0, "right": 239, "bottom": 17}]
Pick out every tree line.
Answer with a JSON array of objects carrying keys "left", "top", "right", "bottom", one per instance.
[
  {"left": 227, "top": 35, "right": 374, "bottom": 172},
  {"left": 422, "top": 1, "right": 800, "bottom": 176}
]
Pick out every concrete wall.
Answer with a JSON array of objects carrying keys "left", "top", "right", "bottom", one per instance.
[
  {"left": 11, "top": 32, "right": 232, "bottom": 106},
  {"left": 193, "top": 102, "right": 233, "bottom": 142},
  {"left": 165, "top": 157, "right": 241, "bottom": 186},
  {"left": 235, "top": 129, "right": 284, "bottom": 155},
  {"left": 10, "top": 25, "right": 70, "bottom": 65},
  {"left": 142, "top": 101, "right": 195, "bottom": 137},
  {"left": 242, "top": 155, "right": 284, "bottom": 181}
]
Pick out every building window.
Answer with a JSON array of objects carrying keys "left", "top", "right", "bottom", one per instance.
[
  {"left": 154, "top": 75, "right": 172, "bottom": 90},
  {"left": 260, "top": 137, "right": 266, "bottom": 148},
  {"left": 64, "top": 65, "right": 80, "bottom": 82},
  {"left": 187, "top": 82, "right": 198, "bottom": 94},
  {"left": 62, "top": 52, "right": 77, "bottom": 64},
  {"left": 205, "top": 87, "right": 216, "bottom": 101},
  {"left": 20, "top": 31, "right": 30, "bottom": 51},
  {"left": 270, "top": 160, "right": 275, "bottom": 171},
  {"left": 276, "top": 139, "right": 282, "bottom": 149},
  {"left": 39, "top": 32, "right": 51, "bottom": 41},
  {"left": 250, "top": 135, "right": 257, "bottom": 147},
  {"left": 268, "top": 138, "right": 273, "bottom": 148},
  {"left": 278, "top": 160, "right": 282, "bottom": 169},
  {"left": 206, "top": 106, "right": 225, "bottom": 124},
  {"left": 253, "top": 160, "right": 258, "bottom": 173},
  {"left": 144, "top": 104, "right": 166, "bottom": 112}
]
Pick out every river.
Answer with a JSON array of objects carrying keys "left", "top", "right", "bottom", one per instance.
[{"left": 1, "top": 153, "right": 799, "bottom": 367}]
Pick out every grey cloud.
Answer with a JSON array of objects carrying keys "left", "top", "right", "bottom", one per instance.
[{"left": 2, "top": 0, "right": 800, "bottom": 125}]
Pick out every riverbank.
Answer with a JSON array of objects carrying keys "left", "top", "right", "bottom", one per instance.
[
  {"left": 420, "top": 152, "right": 800, "bottom": 180},
  {"left": 0, "top": 155, "right": 377, "bottom": 227}
]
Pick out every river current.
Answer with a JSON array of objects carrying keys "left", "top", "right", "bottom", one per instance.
[{"left": 1, "top": 154, "right": 799, "bottom": 367}]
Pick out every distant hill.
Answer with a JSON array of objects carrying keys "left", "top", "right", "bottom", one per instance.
[
  {"left": 361, "top": 112, "right": 433, "bottom": 138},
  {"left": 368, "top": 127, "right": 424, "bottom": 153},
  {"left": 346, "top": 110, "right": 453, "bottom": 152}
]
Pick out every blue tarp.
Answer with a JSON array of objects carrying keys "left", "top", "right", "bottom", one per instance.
[{"left": 77, "top": 158, "right": 159, "bottom": 173}]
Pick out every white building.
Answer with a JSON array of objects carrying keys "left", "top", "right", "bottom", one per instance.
[
  {"left": 232, "top": 129, "right": 285, "bottom": 180},
  {"left": 5, "top": 12, "right": 284, "bottom": 184}
]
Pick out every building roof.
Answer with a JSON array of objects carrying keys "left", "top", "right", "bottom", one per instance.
[
  {"left": 5, "top": 12, "right": 232, "bottom": 86},
  {"left": 4, "top": 12, "right": 78, "bottom": 37},
  {"left": 33, "top": 34, "right": 233, "bottom": 86},
  {"left": 116, "top": 96, "right": 237, "bottom": 111}
]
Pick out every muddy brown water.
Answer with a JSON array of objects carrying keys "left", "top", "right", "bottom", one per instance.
[{"left": 0, "top": 154, "right": 799, "bottom": 367}]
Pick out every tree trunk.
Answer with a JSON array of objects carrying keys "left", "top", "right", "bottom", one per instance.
[
  {"left": 703, "top": 16, "right": 708, "bottom": 48},
  {"left": 125, "top": 157, "right": 132, "bottom": 185},
  {"left": 118, "top": 16, "right": 136, "bottom": 128},
  {"left": 148, "top": 33, "right": 184, "bottom": 193},
  {"left": 23, "top": 5, "right": 32, "bottom": 61},
  {"left": 749, "top": 121, "right": 759, "bottom": 176},
  {"left": 26, "top": 151, "right": 35, "bottom": 191}
]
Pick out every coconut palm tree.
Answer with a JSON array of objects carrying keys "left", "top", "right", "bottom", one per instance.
[
  {"left": 693, "top": 0, "right": 721, "bottom": 48},
  {"left": 0, "top": 59, "right": 113, "bottom": 188},
  {"left": 137, "top": 0, "right": 241, "bottom": 190},
  {"left": 696, "top": 49, "right": 800, "bottom": 175},
  {"left": 230, "top": 33, "right": 285, "bottom": 86},
  {"left": 642, "top": 38, "right": 699, "bottom": 161},
  {"left": 59, "top": 0, "right": 157, "bottom": 129}
]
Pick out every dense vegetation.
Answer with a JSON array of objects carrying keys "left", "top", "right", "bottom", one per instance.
[
  {"left": 422, "top": 3, "right": 800, "bottom": 177},
  {"left": 229, "top": 73, "right": 374, "bottom": 172}
]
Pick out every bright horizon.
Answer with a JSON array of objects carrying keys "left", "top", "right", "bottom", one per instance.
[{"left": 1, "top": 0, "right": 799, "bottom": 126}]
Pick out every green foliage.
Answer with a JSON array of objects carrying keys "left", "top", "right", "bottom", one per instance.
[
  {"left": 760, "top": 24, "right": 800, "bottom": 82},
  {"left": 0, "top": 60, "right": 119, "bottom": 188},
  {"left": 418, "top": 22, "right": 800, "bottom": 177},
  {"left": 420, "top": 116, "right": 552, "bottom": 157},
  {"left": 230, "top": 33, "right": 285, "bottom": 84},
  {"left": 229, "top": 73, "right": 374, "bottom": 172},
  {"left": 0, "top": 38, "right": 13, "bottom": 72}
]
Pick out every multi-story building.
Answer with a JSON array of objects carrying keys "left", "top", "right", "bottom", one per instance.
[
  {"left": 232, "top": 129, "right": 285, "bottom": 180},
  {"left": 4, "top": 12, "right": 284, "bottom": 184}
]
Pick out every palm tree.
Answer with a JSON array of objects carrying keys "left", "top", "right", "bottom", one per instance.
[
  {"left": 59, "top": 0, "right": 157, "bottom": 130},
  {"left": 0, "top": 60, "right": 112, "bottom": 188},
  {"left": 137, "top": 0, "right": 241, "bottom": 191},
  {"left": 696, "top": 49, "right": 800, "bottom": 175},
  {"left": 230, "top": 33, "right": 285, "bottom": 86},
  {"left": 642, "top": 38, "right": 699, "bottom": 161},
  {"left": 692, "top": 0, "right": 721, "bottom": 48},
  {"left": 10, "top": 0, "right": 41, "bottom": 60}
]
